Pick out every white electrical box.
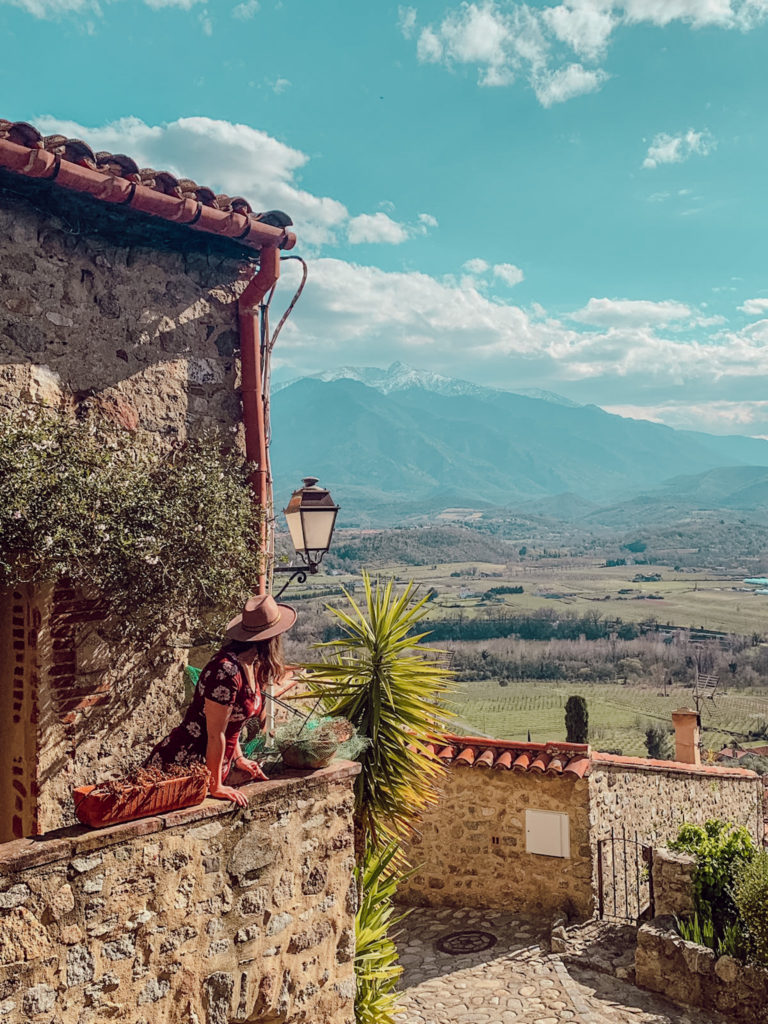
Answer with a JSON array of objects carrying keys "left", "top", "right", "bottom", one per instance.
[{"left": 525, "top": 809, "right": 570, "bottom": 858}]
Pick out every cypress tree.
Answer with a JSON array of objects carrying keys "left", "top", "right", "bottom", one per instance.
[{"left": 565, "top": 695, "right": 589, "bottom": 744}]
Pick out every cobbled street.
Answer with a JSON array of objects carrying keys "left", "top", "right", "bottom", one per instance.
[{"left": 395, "top": 907, "right": 726, "bottom": 1024}]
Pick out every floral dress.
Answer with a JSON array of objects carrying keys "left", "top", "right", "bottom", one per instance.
[{"left": 146, "top": 649, "right": 262, "bottom": 779}]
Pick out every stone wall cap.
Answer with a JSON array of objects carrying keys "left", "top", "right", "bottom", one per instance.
[
  {"left": 0, "top": 760, "right": 360, "bottom": 875},
  {"left": 591, "top": 751, "right": 758, "bottom": 779}
]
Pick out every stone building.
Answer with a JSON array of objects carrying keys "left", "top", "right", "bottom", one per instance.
[
  {"left": 0, "top": 118, "right": 296, "bottom": 838},
  {"left": 400, "top": 711, "right": 762, "bottom": 921},
  {"left": 0, "top": 119, "right": 358, "bottom": 1023}
]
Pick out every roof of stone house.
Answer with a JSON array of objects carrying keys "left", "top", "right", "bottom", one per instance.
[
  {"left": 432, "top": 735, "right": 759, "bottom": 781},
  {"left": 0, "top": 118, "right": 295, "bottom": 253},
  {"left": 717, "top": 745, "right": 768, "bottom": 761},
  {"left": 591, "top": 751, "right": 758, "bottom": 779},
  {"left": 425, "top": 736, "right": 592, "bottom": 778}
]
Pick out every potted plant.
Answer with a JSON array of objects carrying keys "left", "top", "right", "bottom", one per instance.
[{"left": 73, "top": 762, "right": 210, "bottom": 828}]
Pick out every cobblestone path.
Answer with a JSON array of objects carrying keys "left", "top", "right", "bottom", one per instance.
[{"left": 395, "top": 907, "right": 725, "bottom": 1024}]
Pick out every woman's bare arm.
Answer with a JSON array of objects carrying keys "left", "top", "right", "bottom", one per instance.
[{"left": 204, "top": 699, "right": 247, "bottom": 806}]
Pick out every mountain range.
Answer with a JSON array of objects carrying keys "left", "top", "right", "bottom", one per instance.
[{"left": 270, "top": 363, "right": 768, "bottom": 524}]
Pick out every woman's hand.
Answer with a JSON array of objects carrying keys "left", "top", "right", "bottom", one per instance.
[
  {"left": 208, "top": 783, "right": 249, "bottom": 807},
  {"left": 235, "top": 756, "right": 268, "bottom": 781}
]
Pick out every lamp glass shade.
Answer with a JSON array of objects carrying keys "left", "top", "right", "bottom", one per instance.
[
  {"left": 299, "top": 507, "right": 338, "bottom": 552},
  {"left": 282, "top": 478, "right": 339, "bottom": 563},
  {"left": 284, "top": 509, "right": 306, "bottom": 553}
]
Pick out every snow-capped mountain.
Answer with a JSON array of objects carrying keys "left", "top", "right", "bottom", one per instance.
[{"left": 274, "top": 361, "right": 579, "bottom": 405}]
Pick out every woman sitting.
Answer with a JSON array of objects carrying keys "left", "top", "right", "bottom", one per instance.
[{"left": 146, "top": 594, "right": 297, "bottom": 806}]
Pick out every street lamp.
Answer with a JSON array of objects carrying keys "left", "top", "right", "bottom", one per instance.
[{"left": 273, "top": 477, "right": 339, "bottom": 597}]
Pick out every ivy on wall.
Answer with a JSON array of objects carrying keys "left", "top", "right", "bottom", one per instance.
[{"left": 0, "top": 411, "right": 264, "bottom": 637}]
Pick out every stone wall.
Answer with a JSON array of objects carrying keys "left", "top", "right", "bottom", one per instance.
[
  {"left": 0, "top": 179, "right": 256, "bottom": 835},
  {"left": 0, "top": 178, "right": 247, "bottom": 439},
  {"left": 589, "top": 757, "right": 763, "bottom": 847},
  {"left": 636, "top": 916, "right": 768, "bottom": 1023},
  {"left": 398, "top": 766, "right": 595, "bottom": 920},
  {"left": 0, "top": 761, "right": 359, "bottom": 1024},
  {"left": 651, "top": 848, "right": 696, "bottom": 919}
]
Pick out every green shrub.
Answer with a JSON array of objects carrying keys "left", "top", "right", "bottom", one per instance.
[
  {"left": 732, "top": 851, "right": 768, "bottom": 966},
  {"left": 670, "top": 820, "right": 756, "bottom": 939},
  {"left": 0, "top": 411, "right": 263, "bottom": 637}
]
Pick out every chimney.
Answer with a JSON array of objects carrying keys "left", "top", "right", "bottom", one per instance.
[{"left": 672, "top": 708, "right": 701, "bottom": 765}]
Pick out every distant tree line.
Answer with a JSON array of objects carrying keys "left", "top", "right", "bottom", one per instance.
[{"left": 417, "top": 609, "right": 643, "bottom": 643}]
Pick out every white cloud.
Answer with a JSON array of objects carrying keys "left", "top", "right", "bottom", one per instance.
[
  {"left": 604, "top": 399, "right": 768, "bottom": 435},
  {"left": 232, "top": 0, "right": 258, "bottom": 17},
  {"left": 398, "top": 4, "right": 417, "bottom": 37},
  {"left": 494, "top": 262, "right": 525, "bottom": 286},
  {"left": 534, "top": 62, "right": 608, "bottom": 105},
  {"left": 275, "top": 258, "right": 768, "bottom": 403},
  {"left": 739, "top": 297, "right": 768, "bottom": 316},
  {"left": 418, "top": 212, "right": 439, "bottom": 229},
  {"left": 463, "top": 257, "right": 490, "bottom": 274},
  {"left": 347, "top": 213, "right": 410, "bottom": 245},
  {"left": 408, "top": 1, "right": 768, "bottom": 106},
  {"left": 542, "top": 2, "right": 617, "bottom": 59},
  {"left": 33, "top": 114, "right": 354, "bottom": 247},
  {"left": 642, "top": 129, "right": 715, "bottom": 169},
  {"left": 417, "top": 26, "right": 446, "bottom": 61},
  {"left": 272, "top": 78, "right": 291, "bottom": 94},
  {"left": 6, "top": 0, "right": 203, "bottom": 11},
  {"left": 570, "top": 297, "right": 693, "bottom": 326}
]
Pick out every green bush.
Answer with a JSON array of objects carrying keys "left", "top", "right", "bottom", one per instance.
[
  {"left": 670, "top": 820, "right": 756, "bottom": 940},
  {"left": 732, "top": 851, "right": 768, "bottom": 965},
  {"left": 0, "top": 411, "right": 263, "bottom": 637}
]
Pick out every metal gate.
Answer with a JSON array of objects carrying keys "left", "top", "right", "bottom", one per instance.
[{"left": 597, "top": 827, "right": 654, "bottom": 922}]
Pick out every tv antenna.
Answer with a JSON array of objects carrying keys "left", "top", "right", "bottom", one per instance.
[{"left": 693, "top": 671, "right": 720, "bottom": 717}]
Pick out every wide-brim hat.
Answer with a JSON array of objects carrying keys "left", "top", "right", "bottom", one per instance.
[{"left": 225, "top": 594, "right": 297, "bottom": 643}]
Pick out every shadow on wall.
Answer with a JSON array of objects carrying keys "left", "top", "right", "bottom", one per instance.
[{"left": 0, "top": 171, "right": 253, "bottom": 442}]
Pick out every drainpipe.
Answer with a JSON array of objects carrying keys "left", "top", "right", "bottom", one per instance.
[{"left": 238, "top": 246, "right": 281, "bottom": 595}]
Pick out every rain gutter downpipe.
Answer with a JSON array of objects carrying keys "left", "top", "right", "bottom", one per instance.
[{"left": 238, "top": 246, "right": 282, "bottom": 595}]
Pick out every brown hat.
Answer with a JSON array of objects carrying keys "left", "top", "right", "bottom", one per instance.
[{"left": 225, "top": 594, "right": 297, "bottom": 643}]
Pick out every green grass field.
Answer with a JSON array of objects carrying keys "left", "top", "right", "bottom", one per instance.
[
  {"left": 375, "top": 558, "right": 768, "bottom": 636},
  {"left": 453, "top": 678, "right": 768, "bottom": 756}
]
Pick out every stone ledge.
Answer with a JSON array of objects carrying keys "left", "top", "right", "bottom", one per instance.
[{"left": 0, "top": 760, "right": 361, "bottom": 876}]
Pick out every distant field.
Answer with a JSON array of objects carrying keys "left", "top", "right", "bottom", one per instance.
[
  {"left": 453, "top": 678, "right": 768, "bottom": 757},
  {"left": 362, "top": 558, "right": 768, "bottom": 636}
]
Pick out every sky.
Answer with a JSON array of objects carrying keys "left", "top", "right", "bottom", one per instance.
[{"left": 2, "top": 0, "right": 768, "bottom": 438}]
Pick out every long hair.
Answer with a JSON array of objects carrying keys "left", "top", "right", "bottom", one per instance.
[{"left": 225, "top": 634, "right": 285, "bottom": 691}]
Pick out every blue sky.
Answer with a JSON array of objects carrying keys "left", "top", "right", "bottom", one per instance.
[{"left": 2, "top": 0, "right": 768, "bottom": 436}]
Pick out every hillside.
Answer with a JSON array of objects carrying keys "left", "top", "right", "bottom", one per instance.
[{"left": 270, "top": 366, "right": 768, "bottom": 522}]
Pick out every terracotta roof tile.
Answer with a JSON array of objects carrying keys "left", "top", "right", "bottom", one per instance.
[
  {"left": 437, "top": 735, "right": 592, "bottom": 777},
  {"left": 0, "top": 117, "right": 296, "bottom": 253},
  {"left": 434, "top": 736, "right": 756, "bottom": 781},
  {"left": 475, "top": 748, "right": 495, "bottom": 768},
  {"left": 591, "top": 751, "right": 758, "bottom": 779}
]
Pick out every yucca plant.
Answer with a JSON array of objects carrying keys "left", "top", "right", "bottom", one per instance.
[
  {"left": 303, "top": 573, "right": 453, "bottom": 1024},
  {"left": 303, "top": 571, "right": 454, "bottom": 851},
  {"left": 354, "top": 842, "right": 409, "bottom": 1024}
]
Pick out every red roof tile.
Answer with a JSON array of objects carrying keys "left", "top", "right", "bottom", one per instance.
[
  {"left": 436, "top": 735, "right": 757, "bottom": 781},
  {"left": 591, "top": 751, "right": 758, "bottom": 779},
  {"left": 437, "top": 735, "right": 592, "bottom": 778},
  {"left": 0, "top": 118, "right": 295, "bottom": 253}
]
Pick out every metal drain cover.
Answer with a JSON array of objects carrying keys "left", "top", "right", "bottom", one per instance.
[{"left": 435, "top": 930, "right": 497, "bottom": 955}]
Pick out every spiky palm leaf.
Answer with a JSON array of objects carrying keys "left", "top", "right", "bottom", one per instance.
[
  {"left": 354, "top": 841, "right": 410, "bottom": 1024},
  {"left": 303, "top": 572, "right": 454, "bottom": 848}
]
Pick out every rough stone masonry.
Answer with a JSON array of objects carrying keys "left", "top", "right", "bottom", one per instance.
[
  {"left": 0, "top": 762, "right": 360, "bottom": 1024},
  {"left": 0, "top": 171, "right": 260, "bottom": 835}
]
